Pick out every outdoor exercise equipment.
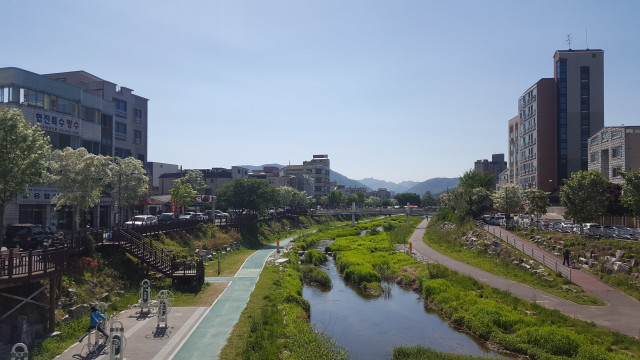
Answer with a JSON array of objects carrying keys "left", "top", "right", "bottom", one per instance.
[
  {"left": 10, "top": 343, "right": 28, "bottom": 360},
  {"left": 156, "top": 289, "right": 174, "bottom": 328},
  {"left": 139, "top": 279, "right": 152, "bottom": 312},
  {"left": 109, "top": 319, "right": 126, "bottom": 360}
]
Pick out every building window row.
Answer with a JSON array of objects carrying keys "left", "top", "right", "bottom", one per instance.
[{"left": 8, "top": 87, "right": 80, "bottom": 117}]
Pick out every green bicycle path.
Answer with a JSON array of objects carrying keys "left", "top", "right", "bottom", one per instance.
[{"left": 171, "top": 239, "right": 294, "bottom": 359}]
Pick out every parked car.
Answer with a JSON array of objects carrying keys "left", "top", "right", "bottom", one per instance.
[
  {"left": 179, "top": 212, "right": 196, "bottom": 220},
  {"left": 3, "top": 224, "right": 52, "bottom": 250},
  {"left": 193, "top": 213, "right": 206, "bottom": 220},
  {"left": 214, "top": 210, "right": 230, "bottom": 219},
  {"left": 124, "top": 215, "right": 158, "bottom": 226},
  {"left": 607, "top": 225, "right": 634, "bottom": 239},
  {"left": 581, "top": 223, "right": 600, "bottom": 236},
  {"left": 157, "top": 213, "right": 178, "bottom": 223}
]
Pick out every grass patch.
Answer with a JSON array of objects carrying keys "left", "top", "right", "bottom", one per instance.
[
  {"left": 172, "top": 282, "right": 229, "bottom": 307},
  {"left": 425, "top": 219, "right": 604, "bottom": 306},
  {"left": 205, "top": 249, "right": 255, "bottom": 277},
  {"left": 393, "top": 345, "right": 489, "bottom": 360}
]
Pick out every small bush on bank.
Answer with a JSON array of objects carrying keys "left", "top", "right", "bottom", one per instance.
[
  {"left": 301, "top": 249, "right": 328, "bottom": 266},
  {"left": 301, "top": 265, "right": 331, "bottom": 288}
]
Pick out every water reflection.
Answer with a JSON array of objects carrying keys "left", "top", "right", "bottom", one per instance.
[{"left": 303, "top": 252, "right": 510, "bottom": 359}]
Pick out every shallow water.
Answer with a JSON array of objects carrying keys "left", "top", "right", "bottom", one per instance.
[{"left": 303, "top": 245, "right": 511, "bottom": 359}]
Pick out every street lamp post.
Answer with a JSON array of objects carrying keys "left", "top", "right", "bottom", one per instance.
[{"left": 211, "top": 196, "right": 217, "bottom": 226}]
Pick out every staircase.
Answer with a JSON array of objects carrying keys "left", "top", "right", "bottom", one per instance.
[{"left": 112, "top": 228, "right": 204, "bottom": 284}]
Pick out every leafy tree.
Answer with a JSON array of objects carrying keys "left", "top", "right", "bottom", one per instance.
[
  {"left": 394, "top": 192, "right": 420, "bottom": 207},
  {"left": 621, "top": 170, "right": 640, "bottom": 222},
  {"left": 109, "top": 156, "right": 149, "bottom": 220},
  {"left": 524, "top": 189, "right": 550, "bottom": 220},
  {"left": 178, "top": 169, "right": 208, "bottom": 194},
  {"left": 466, "top": 188, "right": 493, "bottom": 218},
  {"left": 328, "top": 190, "right": 344, "bottom": 209},
  {"left": 560, "top": 170, "right": 608, "bottom": 224},
  {"left": 46, "top": 147, "right": 110, "bottom": 230},
  {"left": 605, "top": 183, "right": 627, "bottom": 217},
  {"left": 354, "top": 191, "right": 365, "bottom": 207},
  {"left": 458, "top": 169, "right": 495, "bottom": 191},
  {"left": 365, "top": 196, "right": 382, "bottom": 207},
  {"left": 169, "top": 181, "right": 197, "bottom": 213},
  {"left": 0, "top": 108, "right": 52, "bottom": 242},
  {"left": 276, "top": 186, "right": 309, "bottom": 207},
  {"left": 215, "top": 178, "right": 275, "bottom": 213},
  {"left": 492, "top": 184, "right": 524, "bottom": 217},
  {"left": 421, "top": 191, "right": 437, "bottom": 207}
]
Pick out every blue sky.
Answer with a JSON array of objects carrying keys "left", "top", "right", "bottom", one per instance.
[{"left": 3, "top": 0, "right": 639, "bottom": 183}]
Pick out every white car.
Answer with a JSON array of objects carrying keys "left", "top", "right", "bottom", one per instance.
[
  {"left": 179, "top": 212, "right": 196, "bottom": 220},
  {"left": 214, "top": 210, "right": 230, "bottom": 218},
  {"left": 124, "top": 215, "right": 158, "bottom": 226}
]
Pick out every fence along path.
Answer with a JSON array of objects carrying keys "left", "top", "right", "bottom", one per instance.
[{"left": 483, "top": 224, "right": 572, "bottom": 280}]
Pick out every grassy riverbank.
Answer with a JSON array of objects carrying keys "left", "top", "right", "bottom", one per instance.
[
  {"left": 425, "top": 219, "right": 604, "bottom": 305},
  {"left": 320, "top": 216, "right": 640, "bottom": 359}
]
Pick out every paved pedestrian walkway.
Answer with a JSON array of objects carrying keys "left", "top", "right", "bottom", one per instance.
[
  {"left": 53, "top": 236, "right": 296, "bottom": 360},
  {"left": 409, "top": 217, "right": 640, "bottom": 338}
]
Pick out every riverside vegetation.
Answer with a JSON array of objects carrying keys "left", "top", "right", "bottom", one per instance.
[
  {"left": 258, "top": 215, "right": 640, "bottom": 359},
  {"left": 23, "top": 214, "right": 347, "bottom": 360}
]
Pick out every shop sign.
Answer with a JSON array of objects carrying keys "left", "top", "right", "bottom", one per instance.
[
  {"left": 18, "top": 187, "right": 61, "bottom": 204},
  {"left": 35, "top": 112, "right": 81, "bottom": 136}
]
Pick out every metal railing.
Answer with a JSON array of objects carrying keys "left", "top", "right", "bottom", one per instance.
[{"left": 483, "top": 224, "right": 571, "bottom": 280}]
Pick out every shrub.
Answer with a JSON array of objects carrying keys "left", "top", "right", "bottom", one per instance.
[
  {"left": 515, "top": 326, "right": 586, "bottom": 357},
  {"left": 301, "top": 265, "right": 332, "bottom": 288},
  {"left": 301, "top": 249, "right": 328, "bottom": 266}
]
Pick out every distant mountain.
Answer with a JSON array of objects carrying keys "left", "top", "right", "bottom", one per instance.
[
  {"left": 330, "top": 171, "right": 371, "bottom": 190},
  {"left": 358, "top": 178, "right": 419, "bottom": 193},
  {"left": 406, "top": 177, "right": 459, "bottom": 196},
  {"left": 238, "top": 164, "right": 284, "bottom": 172},
  {"left": 237, "top": 164, "right": 456, "bottom": 195}
]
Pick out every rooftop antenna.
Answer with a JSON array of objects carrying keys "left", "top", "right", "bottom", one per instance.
[
  {"left": 585, "top": 28, "right": 589, "bottom": 49},
  {"left": 566, "top": 34, "right": 573, "bottom": 49}
]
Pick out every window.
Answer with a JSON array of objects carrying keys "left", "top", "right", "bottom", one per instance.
[
  {"left": 114, "top": 99, "right": 127, "bottom": 117},
  {"left": 21, "top": 88, "right": 45, "bottom": 108},
  {"left": 590, "top": 152, "right": 599, "bottom": 162},
  {"left": 611, "top": 130, "right": 622, "bottom": 139},
  {"left": 114, "top": 147, "right": 131, "bottom": 158},
  {"left": 612, "top": 167, "right": 622, "bottom": 177},
  {"left": 81, "top": 106, "right": 100, "bottom": 123},
  {"left": 612, "top": 146, "right": 622, "bottom": 158},
  {"left": 134, "top": 109, "right": 142, "bottom": 124},
  {"left": 134, "top": 130, "right": 142, "bottom": 144},
  {"left": 115, "top": 122, "right": 127, "bottom": 141}
]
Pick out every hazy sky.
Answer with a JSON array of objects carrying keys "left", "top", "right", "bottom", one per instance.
[{"left": 3, "top": 0, "right": 639, "bottom": 183}]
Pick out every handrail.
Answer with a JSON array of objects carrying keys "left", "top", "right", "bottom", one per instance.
[
  {"left": 482, "top": 224, "right": 571, "bottom": 280},
  {"left": 1, "top": 218, "right": 233, "bottom": 287}
]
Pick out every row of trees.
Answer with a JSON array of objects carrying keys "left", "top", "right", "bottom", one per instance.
[
  {"left": 0, "top": 108, "right": 149, "bottom": 236},
  {"left": 440, "top": 168, "right": 640, "bottom": 225}
]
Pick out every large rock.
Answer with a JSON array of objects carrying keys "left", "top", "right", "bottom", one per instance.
[
  {"left": 67, "top": 304, "right": 90, "bottom": 320},
  {"left": 616, "top": 250, "right": 624, "bottom": 260}
]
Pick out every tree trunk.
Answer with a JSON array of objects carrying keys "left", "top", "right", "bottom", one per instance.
[{"left": 0, "top": 202, "right": 5, "bottom": 248}]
